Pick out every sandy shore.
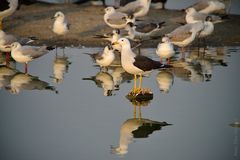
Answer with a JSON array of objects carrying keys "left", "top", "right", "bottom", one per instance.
[{"left": 3, "top": 3, "right": 240, "bottom": 47}]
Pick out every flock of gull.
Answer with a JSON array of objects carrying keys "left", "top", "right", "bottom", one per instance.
[{"left": 0, "top": 0, "right": 230, "bottom": 95}]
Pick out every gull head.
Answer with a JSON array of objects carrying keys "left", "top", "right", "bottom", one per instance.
[
  {"left": 113, "top": 29, "right": 120, "bottom": 35},
  {"left": 107, "top": 44, "right": 113, "bottom": 51},
  {"left": 103, "top": 44, "right": 114, "bottom": 54},
  {"left": 52, "top": 11, "right": 65, "bottom": 20},
  {"left": 162, "top": 36, "right": 170, "bottom": 43},
  {"left": 112, "top": 38, "right": 130, "bottom": 48},
  {"left": 205, "top": 16, "right": 213, "bottom": 22},
  {"left": 185, "top": 8, "right": 196, "bottom": 14},
  {"left": 10, "top": 42, "right": 21, "bottom": 50},
  {"left": 125, "top": 22, "right": 135, "bottom": 30},
  {"left": 105, "top": 7, "right": 115, "bottom": 14}
]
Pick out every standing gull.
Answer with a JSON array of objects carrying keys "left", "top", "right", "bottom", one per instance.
[
  {"left": 0, "top": 0, "right": 18, "bottom": 29},
  {"left": 93, "top": 29, "right": 122, "bottom": 51},
  {"left": 10, "top": 42, "right": 54, "bottom": 73},
  {"left": 104, "top": 7, "right": 135, "bottom": 29},
  {"left": 166, "top": 22, "right": 204, "bottom": 50},
  {"left": 85, "top": 44, "right": 115, "bottom": 70},
  {"left": 185, "top": 7, "right": 224, "bottom": 24},
  {"left": 198, "top": 16, "right": 215, "bottom": 44},
  {"left": 112, "top": 38, "right": 167, "bottom": 94},
  {"left": 52, "top": 11, "right": 70, "bottom": 36},
  {"left": 0, "top": 30, "right": 36, "bottom": 52},
  {"left": 186, "top": 0, "right": 226, "bottom": 14},
  {"left": 117, "top": 0, "right": 152, "bottom": 18},
  {"left": 156, "top": 36, "right": 175, "bottom": 64}
]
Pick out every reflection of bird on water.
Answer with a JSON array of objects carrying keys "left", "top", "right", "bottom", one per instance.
[
  {"left": 0, "top": 66, "right": 17, "bottom": 90},
  {"left": 0, "top": 0, "right": 18, "bottom": 29},
  {"left": 171, "top": 60, "right": 203, "bottom": 83},
  {"left": 156, "top": 70, "right": 174, "bottom": 93},
  {"left": 111, "top": 99, "right": 171, "bottom": 155},
  {"left": 108, "top": 66, "right": 132, "bottom": 90},
  {"left": 52, "top": 51, "right": 71, "bottom": 84},
  {"left": 7, "top": 72, "right": 57, "bottom": 94},
  {"left": 186, "top": 50, "right": 212, "bottom": 81},
  {"left": 82, "top": 71, "right": 115, "bottom": 96}
]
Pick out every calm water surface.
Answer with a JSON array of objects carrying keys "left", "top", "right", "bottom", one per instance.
[{"left": 0, "top": 45, "right": 240, "bottom": 160}]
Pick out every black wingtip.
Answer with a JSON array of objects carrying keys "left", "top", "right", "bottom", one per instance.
[{"left": 47, "top": 46, "right": 55, "bottom": 51}]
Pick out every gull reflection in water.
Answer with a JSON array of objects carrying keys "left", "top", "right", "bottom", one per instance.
[
  {"left": 5, "top": 70, "right": 57, "bottom": 94},
  {"left": 51, "top": 48, "right": 71, "bottom": 84},
  {"left": 83, "top": 71, "right": 115, "bottom": 96},
  {"left": 0, "top": 66, "right": 18, "bottom": 90},
  {"left": 82, "top": 66, "right": 133, "bottom": 96},
  {"left": 111, "top": 98, "right": 172, "bottom": 155},
  {"left": 156, "top": 70, "right": 174, "bottom": 93}
]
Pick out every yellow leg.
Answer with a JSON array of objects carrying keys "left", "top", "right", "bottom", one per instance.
[
  {"left": 137, "top": 74, "right": 142, "bottom": 92},
  {"left": 133, "top": 104, "right": 136, "bottom": 119},
  {"left": 132, "top": 74, "right": 137, "bottom": 93}
]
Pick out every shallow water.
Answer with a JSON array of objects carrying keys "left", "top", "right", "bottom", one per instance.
[{"left": 0, "top": 46, "right": 240, "bottom": 160}]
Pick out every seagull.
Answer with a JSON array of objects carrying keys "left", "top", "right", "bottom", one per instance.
[
  {"left": 7, "top": 72, "right": 57, "bottom": 94},
  {"left": 186, "top": 0, "right": 226, "bottom": 14},
  {"left": 198, "top": 16, "right": 214, "bottom": 44},
  {"left": 93, "top": 29, "right": 122, "bottom": 51},
  {"left": 0, "top": 30, "right": 36, "bottom": 52},
  {"left": 166, "top": 22, "right": 204, "bottom": 49},
  {"left": 104, "top": 7, "right": 136, "bottom": 29},
  {"left": 93, "top": 29, "right": 121, "bottom": 43},
  {"left": 185, "top": 7, "right": 224, "bottom": 24},
  {"left": 156, "top": 70, "right": 174, "bottom": 93},
  {"left": 117, "top": 0, "right": 152, "bottom": 18},
  {"left": 85, "top": 44, "right": 115, "bottom": 70},
  {"left": 82, "top": 71, "right": 115, "bottom": 96},
  {"left": 156, "top": 36, "right": 175, "bottom": 64},
  {"left": 112, "top": 38, "right": 168, "bottom": 94},
  {"left": 10, "top": 42, "right": 54, "bottom": 73},
  {"left": 52, "top": 11, "right": 70, "bottom": 36},
  {"left": 124, "top": 22, "right": 165, "bottom": 41},
  {"left": 0, "top": 0, "right": 18, "bottom": 29}
]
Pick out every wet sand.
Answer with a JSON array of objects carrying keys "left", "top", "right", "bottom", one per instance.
[{"left": 3, "top": 3, "right": 240, "bottom": 47}]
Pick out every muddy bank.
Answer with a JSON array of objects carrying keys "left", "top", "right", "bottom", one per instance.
[{"left": 4, "top": 3, "right": 240, "bottom": 47}]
